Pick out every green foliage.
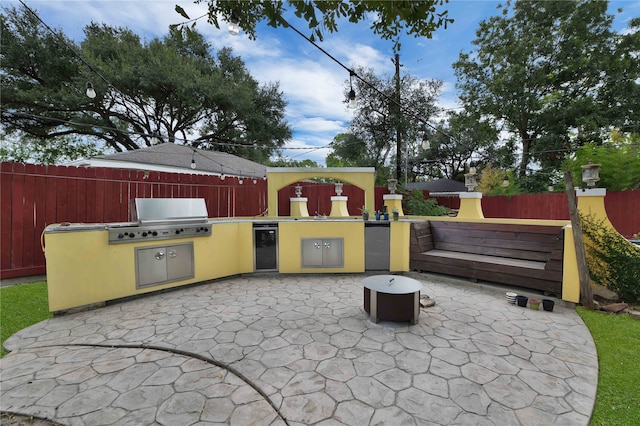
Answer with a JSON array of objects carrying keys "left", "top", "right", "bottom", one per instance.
[
  {"left": 403, "top": 189, "right": 448, "bottom": 216},
  {"left": 416, "top": 111, "right": 502, "bottom": 182},
  {"left": 174, "top": 1, "right": 454, "bottom": 51},
  {"left": 1, "top": 5, "right": 291, "bottom": 162},
  {"left": 0, "top": 282, "right": 52, "bottom": 358},
  {"left": 580, "top": 214, "right": 640, "bottom": 304},
  {"left": 265, "top": 157, "right": 319, "bottom": 168},
  {"left": 562, "top": 134, "right": 640, "bottom": 191},
  {"left": 577, "top": 307, "right": 640, "bottom": 425},
  {"left": 477, "top": 164, "right": 522, "bottom": 196},
  {"left": 454, "top": 0, "right": 635, "bottom": 179},
  {"left": 0, "top": 134, "right": 107, "bottom": 164},
  {"left": 331, "top": 66, "right": 442, "bottom": 183}
]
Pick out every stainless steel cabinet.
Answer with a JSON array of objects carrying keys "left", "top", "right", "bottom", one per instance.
[
  {"left": 135, "top": 243, "right": 194, "bottom": 288},
  {"left": 301, "top": 238, "right": 343, "bottom": 268},
  {"left": 365, "top": 223, "right": 390, "bottom": 270}
]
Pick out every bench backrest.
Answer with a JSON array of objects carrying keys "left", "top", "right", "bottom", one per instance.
[{"left": 429, "top": 221, "right": 564, "bottom": 263}]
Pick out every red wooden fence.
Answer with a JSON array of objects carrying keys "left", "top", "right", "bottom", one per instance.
[
  {"left": 432, "top": 190, "right": 640, "bottom": 238},
  {"left": 2, "top": 162, "right": 639, "bottom": 279}
]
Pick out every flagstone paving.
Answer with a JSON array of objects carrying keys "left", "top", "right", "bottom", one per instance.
[{"left": 1, "top": 273, "right": 597, "bottom": 425}]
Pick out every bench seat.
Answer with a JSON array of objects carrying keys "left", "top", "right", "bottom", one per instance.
[{"left": 410, "top": 221, "right": 564, "bottom": 294}]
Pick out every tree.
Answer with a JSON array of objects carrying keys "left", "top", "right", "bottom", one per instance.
[
  {"left": 1, "top": 5, "right": 291, "bottom": 163},
  {"left": 413, "top": 110, "right": 505, "bottom": 182},
  {"left": 453, "top": 0, "right": 632, "bottom": 186},
  {"left": 174, "top": 1, "right": 454, "bottom": 51},
  {"left": 330, "top": 66, "right": 442, "bottom": 184},
  {"left": 0, "top": 133, "right": 105, "bottom": 165},
  {"left": 562, "top": 132, "right": 640, "bottom": 191}
]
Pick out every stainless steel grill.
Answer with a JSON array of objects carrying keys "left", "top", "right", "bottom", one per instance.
[{"left": 108, "top": 198, "right": 212, "bottom": 244}]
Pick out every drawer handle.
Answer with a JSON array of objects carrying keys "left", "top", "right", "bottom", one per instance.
[
  {"left": 168, "top": 250, "right": 177, "bottom": 258},
  {"left": 155, "top": 251, "right": 165, "bottom": 260}
]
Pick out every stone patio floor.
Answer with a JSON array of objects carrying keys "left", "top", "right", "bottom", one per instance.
[{"left": 0, "top": 272, "right": 598, "bottom": 425}]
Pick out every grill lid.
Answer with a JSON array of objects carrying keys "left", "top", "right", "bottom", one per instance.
[{"left": 133, "top": 198, "right": 208, "bottom": 225}]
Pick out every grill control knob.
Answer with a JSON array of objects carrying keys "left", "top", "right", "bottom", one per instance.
[
  {"left": 175, "top": 229, "right": 181, "bottom": 235},
  {"left": 128, "top": 233, "right": 135, "bottom": 238},
  {"left": 142, "top": 232, "right": 148, "bottom": 237},
  {"left": 152, "top": 231, "right": 158, "bottom": 236},
  {"left": 117, "top": 233, "right": 124, "bottom": 239}
]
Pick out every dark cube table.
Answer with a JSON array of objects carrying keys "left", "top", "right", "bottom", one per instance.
[{"left": 363, "top": 275, "right": 423, "bottom": 324}]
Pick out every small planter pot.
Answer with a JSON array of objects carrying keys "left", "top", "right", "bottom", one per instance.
[
  {"left": 375, "top": 213, "right": 381, "bottom": 221},
  {"left": 362, "top": 213, "right": 369, "bottom": 221},
  {"left": 516, "top": 295, "right": 528, "bottom": 307},
  {"left": 393, "top": 213, "right": 399, "bottom": 221},
  {"left": 542, "top": 299, "right": 555, "bottom": 312},
  {"left": 383, "top": 213, "right": 389, "bottom": 220},
  {"left": 529, "top": 298, "right": 541, "bottom": 310}
]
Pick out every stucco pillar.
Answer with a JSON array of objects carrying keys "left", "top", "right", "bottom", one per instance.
[
  {"left": 383, "top": 194, "right": 404, "bottom": 216},
  {"left": 329, "top": 196, "right": 350, "bottom": 217},
  {"left": 457, "top": 192, "right": 484, "bottom": 219},
  {"left": 290, "top": 197, "right": 309, "bottom": 217},
  {"left": 576, "top": 188, "right": 613, "bottom": 228}
]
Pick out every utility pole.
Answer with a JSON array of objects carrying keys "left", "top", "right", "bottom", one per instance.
[{"left": 393, "top": 52, "right": 402, "bottom": 182}]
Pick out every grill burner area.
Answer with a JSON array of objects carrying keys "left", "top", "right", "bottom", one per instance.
[
  {"left": 108, "top": 223, "right": 211, "bottom": 244},
  {"left": 108, "top": 198, "right": 212, "bottom": 244}
]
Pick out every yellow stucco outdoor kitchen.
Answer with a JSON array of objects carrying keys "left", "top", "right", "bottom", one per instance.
[{"left": 43, "top": 166, "right": 616, "bottom": 313}]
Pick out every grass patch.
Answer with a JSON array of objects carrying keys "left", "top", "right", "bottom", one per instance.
[
  {"left": 577, "top": 307, "right": 640, "bottom": 425},
  {"left": 0, "top": 281, "right": 52, "bottom": 357}
]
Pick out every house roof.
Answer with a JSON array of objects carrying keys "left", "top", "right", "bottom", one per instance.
[
  {"left": 67, "top": 143, "right": 267, "bottom": 178},
  {"left": 405, "top": 178, "right": 467, "bottom": 193}
]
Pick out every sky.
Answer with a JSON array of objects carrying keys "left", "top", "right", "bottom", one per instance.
[{"left": 8, "top": 0, "right": 640, "bottom": 165}]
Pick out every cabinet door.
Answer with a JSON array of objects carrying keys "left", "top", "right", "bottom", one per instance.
[
  {"left": 167, "top": 243, "right": 194, "bottom": 282},
  {"left": 136, "top": 246, "right": 168, "bottom": 288},
  {"left": 322, "top": 239, "right": 344, "bottom": 267},
  {"left": 301, "top": 239, "right": 324, "bottom": 267}
]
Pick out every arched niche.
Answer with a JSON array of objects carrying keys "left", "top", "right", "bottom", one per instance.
[{"left": 266, "top": 167, "right": 376, "bottom": 217}]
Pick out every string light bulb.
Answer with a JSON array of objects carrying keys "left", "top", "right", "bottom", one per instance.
[
  {"left": 421, "top": 133, "right": 430, "bottom": 150},
  {"left": 228, "top": 11, "right": 240, "bottom": 36},
  {"left": 86, "top": 82, "right": 96, "bottom": 99},
  {"left": 190, "top": 149, "right": 196, "bottom": 169},
  {"left": 348, "top": 71, "right": 356, "bottom": 108}
]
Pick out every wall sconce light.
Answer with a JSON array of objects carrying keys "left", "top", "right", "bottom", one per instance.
[
  {"left": 238, "top": 177, "right": 244, "bottom": 185},
  {"left": 581, "top": 160, "right": 601, "bottom": 188},
  {"left": 295, "top": 185, "right": 302, "bottom": 197},
  {"left": 228, "top": 11, "right": 240, "bottom": 36},
  {"left": 86, "top": 82, "right": 96, "bottom": 99},
  {"left": 501, "top": 174, "right": 509, "bottom": 187},
  {"left": 387, "top": 178, "right": 398, "bottom": 194},
  {"left": 335, "top": 182, "right": 343, "bottom": 196},
  {"left": 348, "top": 71, "right": 356, "bottom": 109},
  {"left": 253, "top": 177, "right": 257, "bottom": 184}
]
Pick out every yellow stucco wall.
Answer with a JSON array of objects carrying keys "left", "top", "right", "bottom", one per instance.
[
  {"left": 389, "top": 221, "right": 410, "bottom": 271},
  {"left": 45, "top": 222, "right": 254, "bottom": 312},
  {"left": 277, "top": 221, "right": 365, "bottom": 273},
  {"left": 266, "top": 167, "right": 375, "bottom": 217}
]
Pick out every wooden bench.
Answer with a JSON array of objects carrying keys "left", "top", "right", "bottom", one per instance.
[{"left": 410, "top": 221, "right": 565, "bottom": 294}]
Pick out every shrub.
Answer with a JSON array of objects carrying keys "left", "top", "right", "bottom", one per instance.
[
  {"left": 580, "top": 214, "right": 640, "bottom": 304},
  {"left": 404, "top": 190, "right": 448, "bottom": 216}
]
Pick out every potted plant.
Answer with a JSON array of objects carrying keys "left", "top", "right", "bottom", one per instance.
[
  {"left": 529, "top": 298, "right": 541, "bottom": 310},
  {"left": 360, "top": 206, "right": 370, "bottom": 221},
  {"left": 392, "top": 208, "right": 399, "bottom": 221}
]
